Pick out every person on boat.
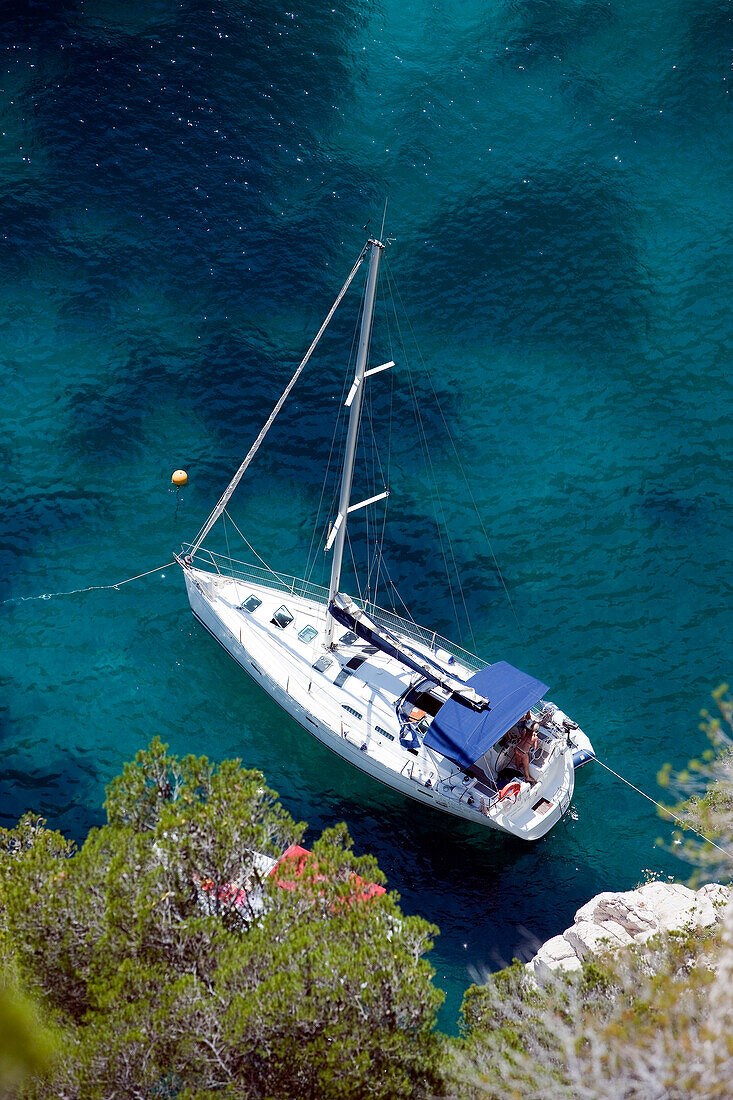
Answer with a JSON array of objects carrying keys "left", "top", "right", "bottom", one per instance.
[{"left": 514, "top": 712, "right": 539, "bottom": 785}]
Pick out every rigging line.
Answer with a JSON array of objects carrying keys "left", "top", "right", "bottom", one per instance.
[
  {"left": 383, "top": 270, "right": 465, "bottom": 641},
  {"left": 593, "top": 758, "right": 732, "bottom": 861},
  {"left": 372, "top": 286, "right": 397, "bottom": 614},
  {"left": 385, "top": 258, "right": 523, "bottom": 643},
  {"left": 385, "top": 319, "right": 395, "bottom": 491},
  {"left": 189, "top": 242, "right": 370, "bottom": 559},
  {"left": 304, "top": 409, "right": 344, "bottom": 584},
  {"left": 368, "top": 304, "right": 422, "bottom": 630},
  {"left": 222, "top": 510, "right": 286, "bottom": 587},
  {"left": 383, "top": 267, "right": 467, "bottom": 637},
  {"left": 372, "top": 502, "right": 389, "bottom": 612},
  {"left": 379, "top": 196, "right": 388, "bottom": 242},
  {"left": 221, "top": 512, "right": 242, "bottom": 606},
  {"left": 360, "top": 351, "right": 387, "bottom": 603},
  {"left": 364, "top": 450, "right": 372, "bottom": 604},
  {"left": 1, "top": 562, "right": 176, "bottom": 607},
  {"left": 376, "top": 552, "right": 421, "bottom": 627},
  {"left": 364, "top": 293, "right": 391, "bottom": 601},
  {"left": 364, "top": 381, "right": 388, "bottom": 494},
  {"left": 377, "top": 347, "right": 396, "bottom": 611},
  {"left": 345, "top": 529, "right": 363, "bottom": 604},
  {"left": 364, "top": 477, "right": 388, "bottom": 606},
  {"left": 384, "top": 265, "right": 474, "bottom": 647},
  {"left": 363, "top": 277, "right": 390, "bottom": 490},
  {"left": 305, "top": 279, "right": 366, "bottom": 584},
  {"left": 396, "top": 366, "right": 461, "bottom": 633},
  {"left": 363, "top": 389, "right": 373, "bottom": 601},
  {"left": 362, "top": 382, "right": 385, "bottom": 604}
]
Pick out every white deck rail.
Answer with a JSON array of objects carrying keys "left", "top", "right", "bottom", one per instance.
[{"left": 183, "top": 546, "right": 487, "bottom": 674}]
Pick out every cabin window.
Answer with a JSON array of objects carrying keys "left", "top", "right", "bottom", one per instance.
[
  {"left": 342, "top": 704, "right": 363, "bottom": 720},
  {"left": 375, "top": 725, "right": 395, "bottom": 741},
  {"left": 312, "top": 655, "right": 333, "bottom": 674},
  {"left": 298, "top": 625, "right": 318, "bottom": 644},
  {"left": 271, "top": 605, "right": 294, "bottom": 629},
  {"left": 339, "top": 630, "right": 358, "bottom": 645},
  {"left": 333, "top": 655, "right": 366, "bottom": 687},
  {"left": 240, "top": 594, "right": 262, "bottom": 613}
]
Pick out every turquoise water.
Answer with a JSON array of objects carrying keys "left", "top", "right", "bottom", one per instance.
[{"left": 1, "top": 0, "right": 731, "bottom": 1029}]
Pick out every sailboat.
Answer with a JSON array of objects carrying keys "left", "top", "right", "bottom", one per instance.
[{"left": 176, "top": 232, "right": 595, "bottom": 841}]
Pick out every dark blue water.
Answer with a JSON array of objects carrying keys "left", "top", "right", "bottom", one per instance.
[{"left": 1, "top": 0, "right": 731, "bottom": 1029}]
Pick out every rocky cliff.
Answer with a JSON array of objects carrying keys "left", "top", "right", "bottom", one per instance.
[{"left": 525, "top": 881, "right": 730, "bottom": 984}]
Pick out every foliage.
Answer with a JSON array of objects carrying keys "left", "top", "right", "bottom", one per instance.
[
  {"left": 6, "top": 689, "right": 731, "bottom": 1100},
  {"left": 657, "top": 684, "right": 733, "bottom": 884},
  {"left": 447, "top": 686, "right": 733, "bottom": 1099},
  {"left": 0, "top": 976, "right": 60, "bottom": 1100},
  {"left": 446, "top": 918, "right": 732, "bottom": 1099},
  {"left": 0, "top": 740, "right": 442, "bottom": 1099}
]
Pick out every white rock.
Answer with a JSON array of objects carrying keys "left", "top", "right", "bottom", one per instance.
[
  {"left": 526, "top": 934, "right": 583, "bottom": 984},
  {"left": 575, "top": 890, "right": 659, "bottom": 937},
  {"left": 523, "top": 882, "right": 729, "bottom": 981},
  {"left": 597, "top": 918, "right": 637, "bottom": 943},
  {"left": 636, "top": 881, "right": 716, "bottom": 931},
  {"left": 538, "top": 953, "right": 583, "bottom": 982},
  {"left": 698, "top": 882, "right": 730, "bottom": 909},
  {"left": 536, "top": 933, "right": 577, "bottom": 965},
  {"left": 554, "top": 954, "right": 583, "bottom": 975},
  {"left": 530, "top": 932, "right": 576, "bottom": 968},
  {"left": 574, "top": 891, "right": 612, "bottom": 924},
  {"left": 564, "top": 919, "right": 634, "bottom": 959}
]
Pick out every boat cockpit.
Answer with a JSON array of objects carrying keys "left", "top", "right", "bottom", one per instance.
[
  {"left": 396, "top": 679, "right": 449, "bottom": 750},
  {"left": 396, "top": 678, "right": 560, "bottom": 794}
]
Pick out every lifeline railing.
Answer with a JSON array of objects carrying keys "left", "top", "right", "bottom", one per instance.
[{"left": 182, "top": 546, "right": 488, "bottom": 673}]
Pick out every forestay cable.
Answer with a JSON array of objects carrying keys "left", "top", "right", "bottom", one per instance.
[
  {"left": 188, "top": 242, "right": 370, "bottom": 559},
  {"left": 593, "top": 757, "right": 732, "bottom": 861}
]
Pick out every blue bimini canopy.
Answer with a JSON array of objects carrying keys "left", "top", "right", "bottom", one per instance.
[{"left": 423, "top": 661, "right": 549, "bottom": 770}]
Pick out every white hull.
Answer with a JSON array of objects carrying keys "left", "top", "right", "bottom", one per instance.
[{"left": 182, "top": 563, "right": 582, "bottom": 841}]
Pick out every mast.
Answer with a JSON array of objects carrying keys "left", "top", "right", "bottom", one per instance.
[{"left": 324, "top": 237, "right": 384, "bottom": 648}]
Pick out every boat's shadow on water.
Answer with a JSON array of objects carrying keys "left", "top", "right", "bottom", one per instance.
[{"left": 301, "top": 767, "right": 604, "bottom": 971}]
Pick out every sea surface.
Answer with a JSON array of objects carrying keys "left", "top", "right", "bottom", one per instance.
[{"left": 1, "top": 0, "right": 731, "bottom": 1030}]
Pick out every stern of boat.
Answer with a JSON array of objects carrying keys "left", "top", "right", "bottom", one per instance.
[{"left": 488, "top": 740, "right": 575, "bottom": 841}]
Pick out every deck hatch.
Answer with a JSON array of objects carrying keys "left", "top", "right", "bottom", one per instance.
[
  {"left": 271, "top": 605, "right": 294, "bottom": 629},
  {"left": 333, "top": 655, "right": 366, "bottom": 687}
]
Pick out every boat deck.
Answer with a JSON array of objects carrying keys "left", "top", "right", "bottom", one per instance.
[{"left": 183, "top": 563, "right": 577, "bottom": 840}]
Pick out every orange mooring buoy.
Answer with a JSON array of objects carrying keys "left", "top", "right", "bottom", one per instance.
[{"left": 171, "top": 469, "right": 188, "bottom": 487}]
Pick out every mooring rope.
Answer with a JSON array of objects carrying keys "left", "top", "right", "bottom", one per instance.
[
  {"left": 1, "top": 561, "right": 176, "bottom": 607},
  {"left": 594, "top": 756, "right": 732, "bottom": 861}
]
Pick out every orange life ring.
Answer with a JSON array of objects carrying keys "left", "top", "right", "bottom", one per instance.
[{"left": 498, "top": 781, "right": 522, "bottom": 803}]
